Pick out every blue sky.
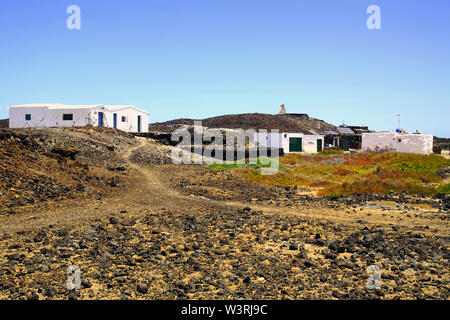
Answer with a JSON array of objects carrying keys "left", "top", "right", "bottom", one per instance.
[{"left": 0, "top": 0, "right": 449, "bottom": 136}]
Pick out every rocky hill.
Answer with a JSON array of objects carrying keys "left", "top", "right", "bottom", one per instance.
[
  {"left": 0, "top": 119, "right": 8, "bottom": 128},
  {"left": 0, "top": 126, "right": 136, "bottom": 215},
  {"left": 149, "top": 113, "right": 337, "bottom": 134}
]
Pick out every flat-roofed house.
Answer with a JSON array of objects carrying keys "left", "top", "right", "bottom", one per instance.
[
  {"left": 254, "top": 132, "right": 325, "bottom": 154},
  {"left": 9, "top": 104, "right": 149, "bottom": 133},
  {"left": 362, "top": 132, "right": 433, "bottom": 154}
]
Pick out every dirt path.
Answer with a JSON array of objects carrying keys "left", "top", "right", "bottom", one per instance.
[
  {"left": 0, "top": 139, "right": 242, "bottom": 234},
  {"left": 0, "top": 139, "right": 447, "bottom": 236}
]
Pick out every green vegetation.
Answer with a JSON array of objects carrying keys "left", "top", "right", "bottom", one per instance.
[
  {"left": 206, "top": 157, "right": 283, "bottom": 172},
  {"left": 320, "top": 148, "right": 344, "bottom": 155},
  {"left": 387, "top": 153, "right": 449, "bottom": 175},
  {"left": 206, "top": 152, "right": 450, "bottom": 196},
  {"left": 436, "top": 182, "right": 450, "bottom": 194}
]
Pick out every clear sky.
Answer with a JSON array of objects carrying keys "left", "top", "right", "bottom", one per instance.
[{"left": 0, "top": 0, "right": 449, "bottom": 136}]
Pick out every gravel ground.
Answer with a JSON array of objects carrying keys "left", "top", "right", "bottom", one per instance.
[{"left": 0, "top": 129, "right": 448, "bottom": 300}]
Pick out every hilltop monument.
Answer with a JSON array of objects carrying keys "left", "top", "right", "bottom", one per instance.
[{"left": 278, "top": 104, "right": 287, "bottom": 115}]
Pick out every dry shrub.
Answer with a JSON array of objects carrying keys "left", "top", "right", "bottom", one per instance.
[
  {"left": 309, "top": 180, "right": 334, "bottom": 188},
  {"left": 333, "top": 168, "right": 355, "bottom": 176}
]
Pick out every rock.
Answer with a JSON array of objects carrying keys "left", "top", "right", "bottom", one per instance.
[
  {"left": 0, "top": 279, "right": 15, "bottom": 289},
  {"left": 115, "top": 165, "right": 125, "bottom": 171},
  {"left": 122, "top": 289, "right": 132, "bottom": 296},
  {"left": 108, "top": 164, "right": 126, "bottom": 171},
  {"left": 27, "top": 292, "right": 39, "bottom": 300},
  {"left": 109, "top": 240, "right": 119, "bottom": 247},
  {"left": 109, "top": 217, "right": 118, "bottom": 225},
  {"left": 419, "top": 274, "right": 431, "bottom": 282},
  {"left": 237, "top": 207, "right": 251, "bottom": 214},
  {"left": 243, "top": 277, "right": 251, "bottom": 284},
  {"left": 51, "top": 147, "right": 78, "bottom": 160},
  {"left": 289, "top": 243, "right": 298, "bottom": 251},
  {"left": 81, "top": 280, "right": 92, "bottom": 289},
  {"left": 86, "top": 229, "right": 98, "bottom": 236},
  {"left": 328, "top": 239, "right": 345, "bottom": 253},
  {"left": 404, "top": 268, "right": 416, "bottom": 276},
  {"left": 68, "top": 292, "right": 78, "bottom": 300},
  {"left": 322, "top": 249, "right": 337, "bottom": 260},
  {"left": 38, "top": 264, "right": 50, "bottom": 272},
  {"left": 44, "top": 286, "right": 56, "bottom": 298},
  {"left": 136, "top": 283, "right": 148, "bottom": 294},
  {"left": 436, "top": 167, "right": 450, "bottom": 179},
  {"left": 33, "top": 230, "right": 47, "bottom": 242}
]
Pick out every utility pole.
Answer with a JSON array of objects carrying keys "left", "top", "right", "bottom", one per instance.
[{"left": 395, "top": 114, "right": 400, "bottom": 129}]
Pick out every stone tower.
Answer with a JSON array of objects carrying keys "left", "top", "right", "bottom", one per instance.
[{"left": 278, "top": 104, "right": 287, "bottom": 115}]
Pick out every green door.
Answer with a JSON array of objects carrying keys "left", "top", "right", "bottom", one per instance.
[
  {"left": 137, "top": 115, "right": 141, "bottom": 133},
  {"left": 289, "top": 137, "right": 302, "bottom": 152},
  {"left": 317, "top": 139, "right": 323, "bottom": 152},
  {"left": 343, "top": 137, "right": 349, "bottom": 151}
]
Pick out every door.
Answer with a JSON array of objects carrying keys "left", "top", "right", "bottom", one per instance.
[
  {"left": 113, "top": 113, "right": 117, "bottom": 129},
  {"left": 317, "top": 139, "right": 323, "bottom": 152},
  {"left": 289, "top": 137, "right": 302, "bottom": 152},
  {"left": 343, "top": 137, "right": 349, "bottom": 151},
  {"left": 98, "top": 112, "right": 104, "bottom": 127},
  {"left": 137, "top": 115, "right": 141, "bottom": 133}
]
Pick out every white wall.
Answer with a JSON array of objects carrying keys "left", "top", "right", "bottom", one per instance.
[
  {"left": 280, "top": 133, "right": 324, "bottom": 154},
  {"left": 303, "top": 135, "right": 325, "bottom": 153},
  {"left": 362, "top": 132, "right": 433, "bottom": 154},
  {"left": 9, "top": 106, "right": 91, "bottom": 128},
  {"left": 89, "top": 107, "right": 149, "bottom": 133},
  {"left": 10, "top": 105, "right": 149, "bottom": 133},
  {"left": 281, "top": 133, "right": 302, "bottom": 153}
]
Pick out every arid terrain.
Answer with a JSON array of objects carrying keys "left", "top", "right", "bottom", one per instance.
[
  {"left": 148, "top": 112, "right": 338, "bottom": 134},
  {"left": 0, "top": 126, "right": 448, "bottom": 300}
]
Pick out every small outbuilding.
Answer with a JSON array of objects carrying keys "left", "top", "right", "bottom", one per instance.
[
  {"left": 9, "top": 104, "right": 149, "bottom": 133},
  {"left": 361, "top": 132, "right": 433, "bottom": 154},
  {"left": 254, "top": 132, "right": 324, "bottom": 154}
]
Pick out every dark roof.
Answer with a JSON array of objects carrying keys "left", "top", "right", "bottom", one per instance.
[{"left": 337, "top": 127, "right": 355, "bottom": 134}]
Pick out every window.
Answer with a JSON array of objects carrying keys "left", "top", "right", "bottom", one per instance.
[
  {"left": 121, "top": 116, "right": 127, "bottom": 122},
  {"left": 25, "top": 114, "right": 31, "bottom": 121},
  {"left": 63, "top": 114, "right": 73, "bottom": 121}
]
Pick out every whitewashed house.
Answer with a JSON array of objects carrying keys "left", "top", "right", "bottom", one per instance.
[
  {"left": 9, "top": 104, "right": 149, "bottom": 133},
  {"left": 362, "top": 132, "right": 433, "bottom": 154},
  {"left": 254, "top": 132, "right": 325, "bottom": 154}
]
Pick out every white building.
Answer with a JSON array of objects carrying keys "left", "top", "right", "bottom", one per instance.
[
  {"left": 254, "top": 132, "right": 325, "bottom": 154},
  {"left": 362, "top": 132, "right": 433, "bottom": 154},
  {"left": 9, "top": 104, "right": 149, "bottom": 133}
]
